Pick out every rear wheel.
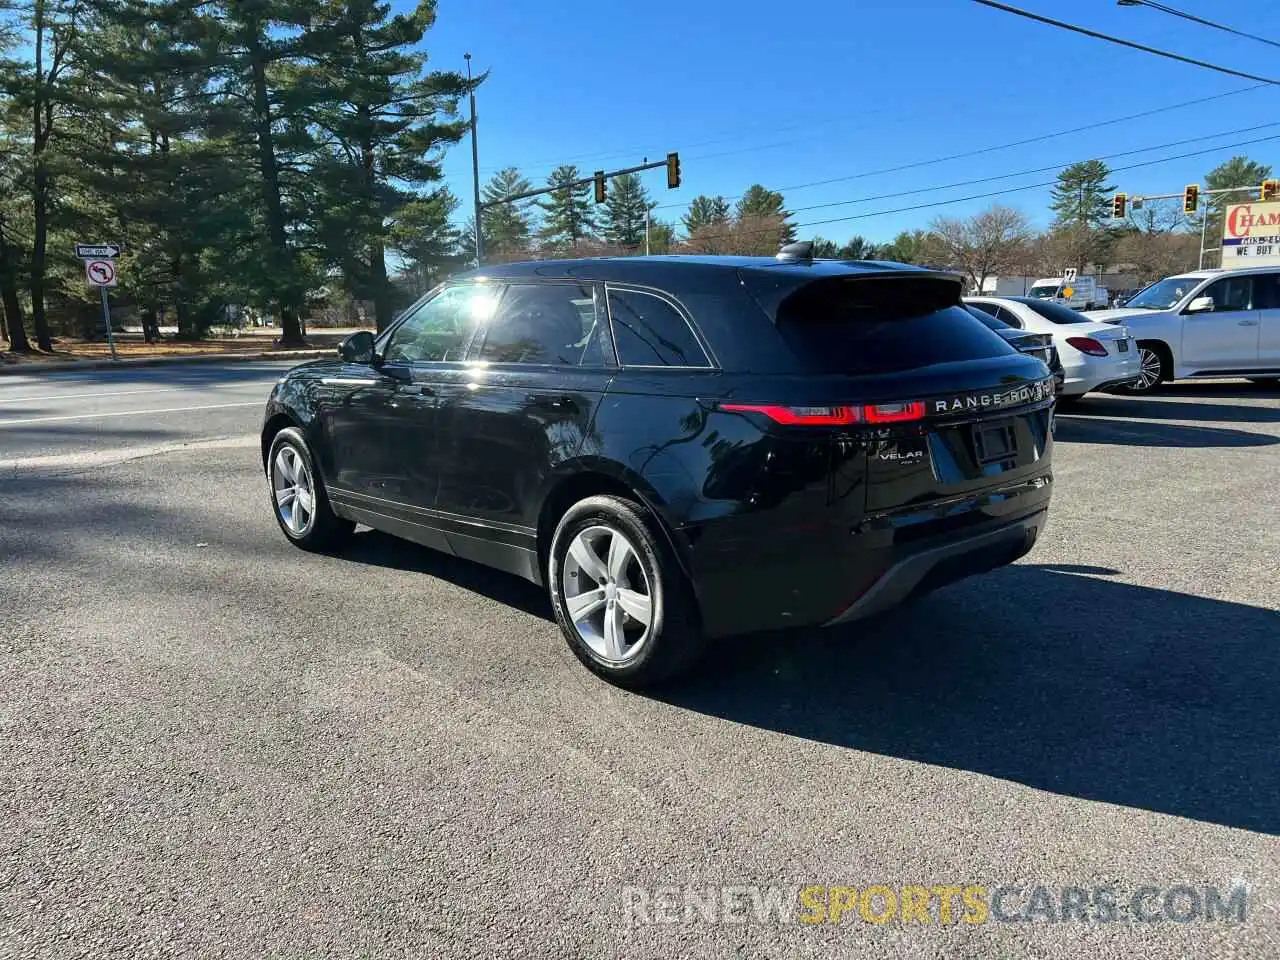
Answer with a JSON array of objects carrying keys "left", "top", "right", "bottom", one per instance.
[
  {"left": 548, "top": 494, "right": 704, "bottom": 688},
  {"left": 267, "top": 427, "right": 354, "bottom": 552}
]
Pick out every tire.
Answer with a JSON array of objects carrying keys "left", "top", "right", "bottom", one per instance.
[
  {"left": 266, "top": 427, "right": 354, "bottom": 552},
  {"left": 1123, "top": 343, "right": 1169, "bottom": 394},
  {"left": 548, "top": 494, "right": 705, "bottom": 688}
]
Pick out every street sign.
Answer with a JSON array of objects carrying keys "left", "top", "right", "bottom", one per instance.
[
  {"left": 1062, "top": 268, "right": 1078, "bottom": 283},
  {"left": 85, "top": 259, "right": 118, "bottom": 287},
  {"left": 1220, "top": 201, "right": 1280, "bottom": 269},
  {"left": 75, "top": 243, "right": 121, "bottom": 259}
]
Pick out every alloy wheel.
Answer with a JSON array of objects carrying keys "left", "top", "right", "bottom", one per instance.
[
  {"left": 273, "top": 445, "right": 315, "bottom": 536},
  {"left": 561, "top": 525, "right": 654, "bottom": 663},
  {"left": 1134, "top": 347, "right": 1163, "bottom": 392}
]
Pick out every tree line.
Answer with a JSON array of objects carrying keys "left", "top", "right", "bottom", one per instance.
[
  {"left": 0, "top": 0, "right": 471, "bottom": 350},
  {"left": 0, "top": 0, "right": 1272, "bottom": 357},
  {"left": 919, "top": 155, "right": 1273, "bottom": 295}
]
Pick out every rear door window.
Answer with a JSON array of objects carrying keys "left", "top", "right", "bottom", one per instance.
[
  {"left": 474, "top": 282, "right": 609, "bottom": 366},
  {"left": 1253, "top": 273, "right": 1280, "bottom": 309},
  {"left": 1015, "top": 298, "right": 1093, "bottom": 325},
  {"left": 770, "top": 276, "right": 1015, "bottom": 375}
]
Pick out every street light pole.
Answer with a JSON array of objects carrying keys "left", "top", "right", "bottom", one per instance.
[{"left": 465, "top": 53, "right": 484, "bottom": 265}]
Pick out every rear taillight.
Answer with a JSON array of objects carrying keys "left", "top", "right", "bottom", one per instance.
[
  {"left": 1066, "top": 336, "right": 1108, "bottom": 357},
  {"left": 720, "top": 401, "right": 926, "bottom": 426}
]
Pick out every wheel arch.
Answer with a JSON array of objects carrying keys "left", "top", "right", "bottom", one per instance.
[
  {"left": 534, "top": 460, "right": 696, "bottom": 593},
  {"left": 261, "top": 409, "right": 303, "bottom": 473},
  {"left": 1137, "top": 337, "right": 1174, "bottom": 380}
]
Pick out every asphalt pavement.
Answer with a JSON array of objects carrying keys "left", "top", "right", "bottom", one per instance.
[{"left": 1, "top": 364, "right": 1278, "bottom": 959}]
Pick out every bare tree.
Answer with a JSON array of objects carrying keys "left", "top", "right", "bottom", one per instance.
[{"left": 923, "top": 205, "right": 1032, "bottom": 293}]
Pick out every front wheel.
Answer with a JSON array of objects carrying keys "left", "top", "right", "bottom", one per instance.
[
  {"left": 548, "top": 494, "right": 705, "bottom": 688},
  {"left": 267, "top": 427, "right": 354, "bottom": 552},
  {"left": 1125, "top": 344, "right": 1168, "bottom": 394}
]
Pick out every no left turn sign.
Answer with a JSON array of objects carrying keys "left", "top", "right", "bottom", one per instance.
[{"left": 86, "top": 259, "right": 118, "bottom": 287}]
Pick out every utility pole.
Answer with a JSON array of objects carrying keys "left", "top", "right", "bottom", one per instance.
[
  {"left": 645, "top": 210, "right": 651, "bottom": 256},
  {"left": 465, "top": 53, "right": 483, "bottom": 265}
]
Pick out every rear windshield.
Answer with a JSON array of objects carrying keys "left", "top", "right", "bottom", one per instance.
[
  {"left": 767, "top": 276, "right": 1017, "bottom": 375},
  {"left": 1010, "top": 297, "right": 1093, "bottom": 325}
]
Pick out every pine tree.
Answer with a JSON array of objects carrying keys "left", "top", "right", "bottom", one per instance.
[
  {"left": 481, "top": 167, "right": 533, "bottom": 257},
  {"left": 298, "top": 0, "right": 469, "bottom": 330},
  {"left": 602, "top": 172, "right": 653, "bottom": 250},
  {"left": 0, "top": 0, "right": 87, "bottom": 350},
  {"left": 1049, "top": 160, "right": 1115, "bottom": 230},
  {"left": 733, "top": 184, "right": 795, "bottom": 250},
  {"left": 1200, "top": 155, "right": 1273, "bottom": 252},
  {"left": 388, "top": 187, "right": 462, "bottom": 293},
  {"left": 537, "top": 164, "right": 595, "bottom": 254},
  {"left": 682, "top": 194, "right": 729, "bottom": 236}
]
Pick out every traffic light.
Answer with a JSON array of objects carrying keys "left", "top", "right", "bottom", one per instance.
[
  {"left": 594, "top": 171, "right": 606, "bottom": 204},
  {"left": 1263, "top": 179, "right": 1279, "bottom": 202},
  {"left": 1183, "top": 184, "right": 1199, "bottom": 214},
  {"left": 1111, "top": 193, "right": 1127, "bottom": 220},
  {"left": 666, "top": 152, "right": 681, "bottom": 190}
]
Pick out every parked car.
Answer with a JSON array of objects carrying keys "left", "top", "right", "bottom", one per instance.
[
  {"left": 262, "top": 254, "right": 1055, "bottom": 686},
  {"left": 1083, "top": 266, "right": 1280, "bottom": 392},
  {"left": 965, "top": 296, "right": 1140, "bottom": 400},
  {"left": 964, "top": 306, "right": 1065, "bottom": 393},
  {"left": 1026, "top": 276, "right": 1109, "bottom": 311}
]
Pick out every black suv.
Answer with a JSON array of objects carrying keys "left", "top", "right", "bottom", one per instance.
[{"left": 262, "top": 255, "right": 1054, "bottom": 686}]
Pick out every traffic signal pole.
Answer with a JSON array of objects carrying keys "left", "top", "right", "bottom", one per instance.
[
  {"left": 1114, "top": 185, "right": 1266, "bottom": 268},
  {"left": 481, "top": 155, "right": 680, "bottom": 210}
]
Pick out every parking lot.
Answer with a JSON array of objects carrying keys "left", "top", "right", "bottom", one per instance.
[{"left": 1, "top": 366, "right": 1277, "bottom": 958}]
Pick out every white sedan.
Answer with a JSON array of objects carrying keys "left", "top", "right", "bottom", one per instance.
[{"left": 965, "top": 296, "right": 1141, "bottom": 399}]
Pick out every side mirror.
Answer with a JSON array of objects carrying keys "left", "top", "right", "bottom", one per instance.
[
  {"left": 338, "top": 330, "right": 375, "bottom": 363},
  {"left": 1186, "top": 295, "right": 1215, "bottom": 314},
  {"left": 1115, "top": 298, "right": 1128, "bottom": 308}
]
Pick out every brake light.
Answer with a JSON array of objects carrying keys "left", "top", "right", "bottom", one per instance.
[
  {"left": 720, "top": 404, "right": 858, "bottom": 425},
  {"left": 1065, "top": 336, "right": 1108, "bottom": 357},
  {"left": 720, "top": 401, "right": 926, "bottom": 426}
]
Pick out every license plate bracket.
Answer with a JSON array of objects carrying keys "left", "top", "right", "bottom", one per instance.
[{"left": 973, "top": 421, "right": 1017, "bottom": 465}]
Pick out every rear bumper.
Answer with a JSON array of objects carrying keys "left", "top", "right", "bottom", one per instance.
[
  {"left": 1060, "top": 353, "right": 1141, "bottom": 396},
  {"left": 824, "top": 507, "right": 1048, "bottom": 625}
]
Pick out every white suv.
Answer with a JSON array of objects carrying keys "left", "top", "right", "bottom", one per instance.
[{"left": 1085, "top": 266, "right": 1280, "bottom": 392}]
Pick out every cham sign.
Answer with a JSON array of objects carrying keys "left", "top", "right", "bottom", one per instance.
[{"left": 1221, "top": 201, "right": 1280, "bottom": 268}]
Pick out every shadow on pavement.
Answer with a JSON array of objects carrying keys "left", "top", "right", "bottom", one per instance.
[
  {"left": 655, "top": 564, "right": 1280, "bottom": 835},
  {"left": 332, "top": 527, "right": 1278, "bottom": 833},
  {"left": 1070, "top": 389, "right": 1280, "bottom": 425},
  {"left": 343, "top": 529, "right": 552, "bottom": 620},
  {"left": 1053, "top": 414, "right": 1278, "bottom": 447}
]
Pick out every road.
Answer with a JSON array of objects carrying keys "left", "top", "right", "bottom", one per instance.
[{"left": 1, "top": 363, "right": 1278, "bottom": 959}]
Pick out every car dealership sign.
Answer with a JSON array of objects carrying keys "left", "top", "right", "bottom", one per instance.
[{"left": 1221, "top": 201, "right": 1280, "bottom": 268}]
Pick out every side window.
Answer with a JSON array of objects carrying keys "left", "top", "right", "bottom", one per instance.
[
  {"left": 967, "top": 301, "right": 1000, "bottom": 318},
  {"left": 1197, "top": 276, "right": 1253, "bottom": 314},
  {"left": 383, "top": 283, "right": 501, "bottom": 362},
  {"left": 1253, "top": 273, "right": 1280, "bottom": 310},
  {"left": 608, "top": 289, "right": 711, "bottom": 367},
  {"left": 475, "top": 282, "right": 610, "bottom": 366},
  {"left": 995, "top": 306, "right": 1024, "bottom": 328}
]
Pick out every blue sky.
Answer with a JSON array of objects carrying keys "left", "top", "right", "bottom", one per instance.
[{"left": 407, "top": 0, "right": 1280, "bottom": 243}]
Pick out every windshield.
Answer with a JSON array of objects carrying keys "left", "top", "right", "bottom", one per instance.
[
  {"left": 1027, "top": 284, "right": 1060, "bottom": 299},
  {"left": 1124, "top": 276, "right": 1200, "bottom": 310}
]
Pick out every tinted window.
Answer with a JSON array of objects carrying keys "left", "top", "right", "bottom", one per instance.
[
  {"left": 1012, "top": 297, "right": 1092, "bottom": 325},
  {"left": 1253, "top": 273, "right": 1280, "bottom": 310},
  {"left": 476, "top": 282, "right": 607, "bottom": 365},
  {"left": 776, "top": 278, "right": 1015, "bottom": 375},
  {"left": 608, "top": 290, "right": 710, "bottom": 367},
  {"left": 967, "top": 301, "right": 1001, "bottom": 319},
  {"left": 993, "top": 305, "right": 1023, "bottom": 328},
  {"left": 1197, "top": 275, "right": 1253, "bottom": 313},
  {"left": 966, "top": 305, "right": 1009, "bottom": 331},
  {"left": 383, "top": 283, "right": 500, "bottom": 362}
]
